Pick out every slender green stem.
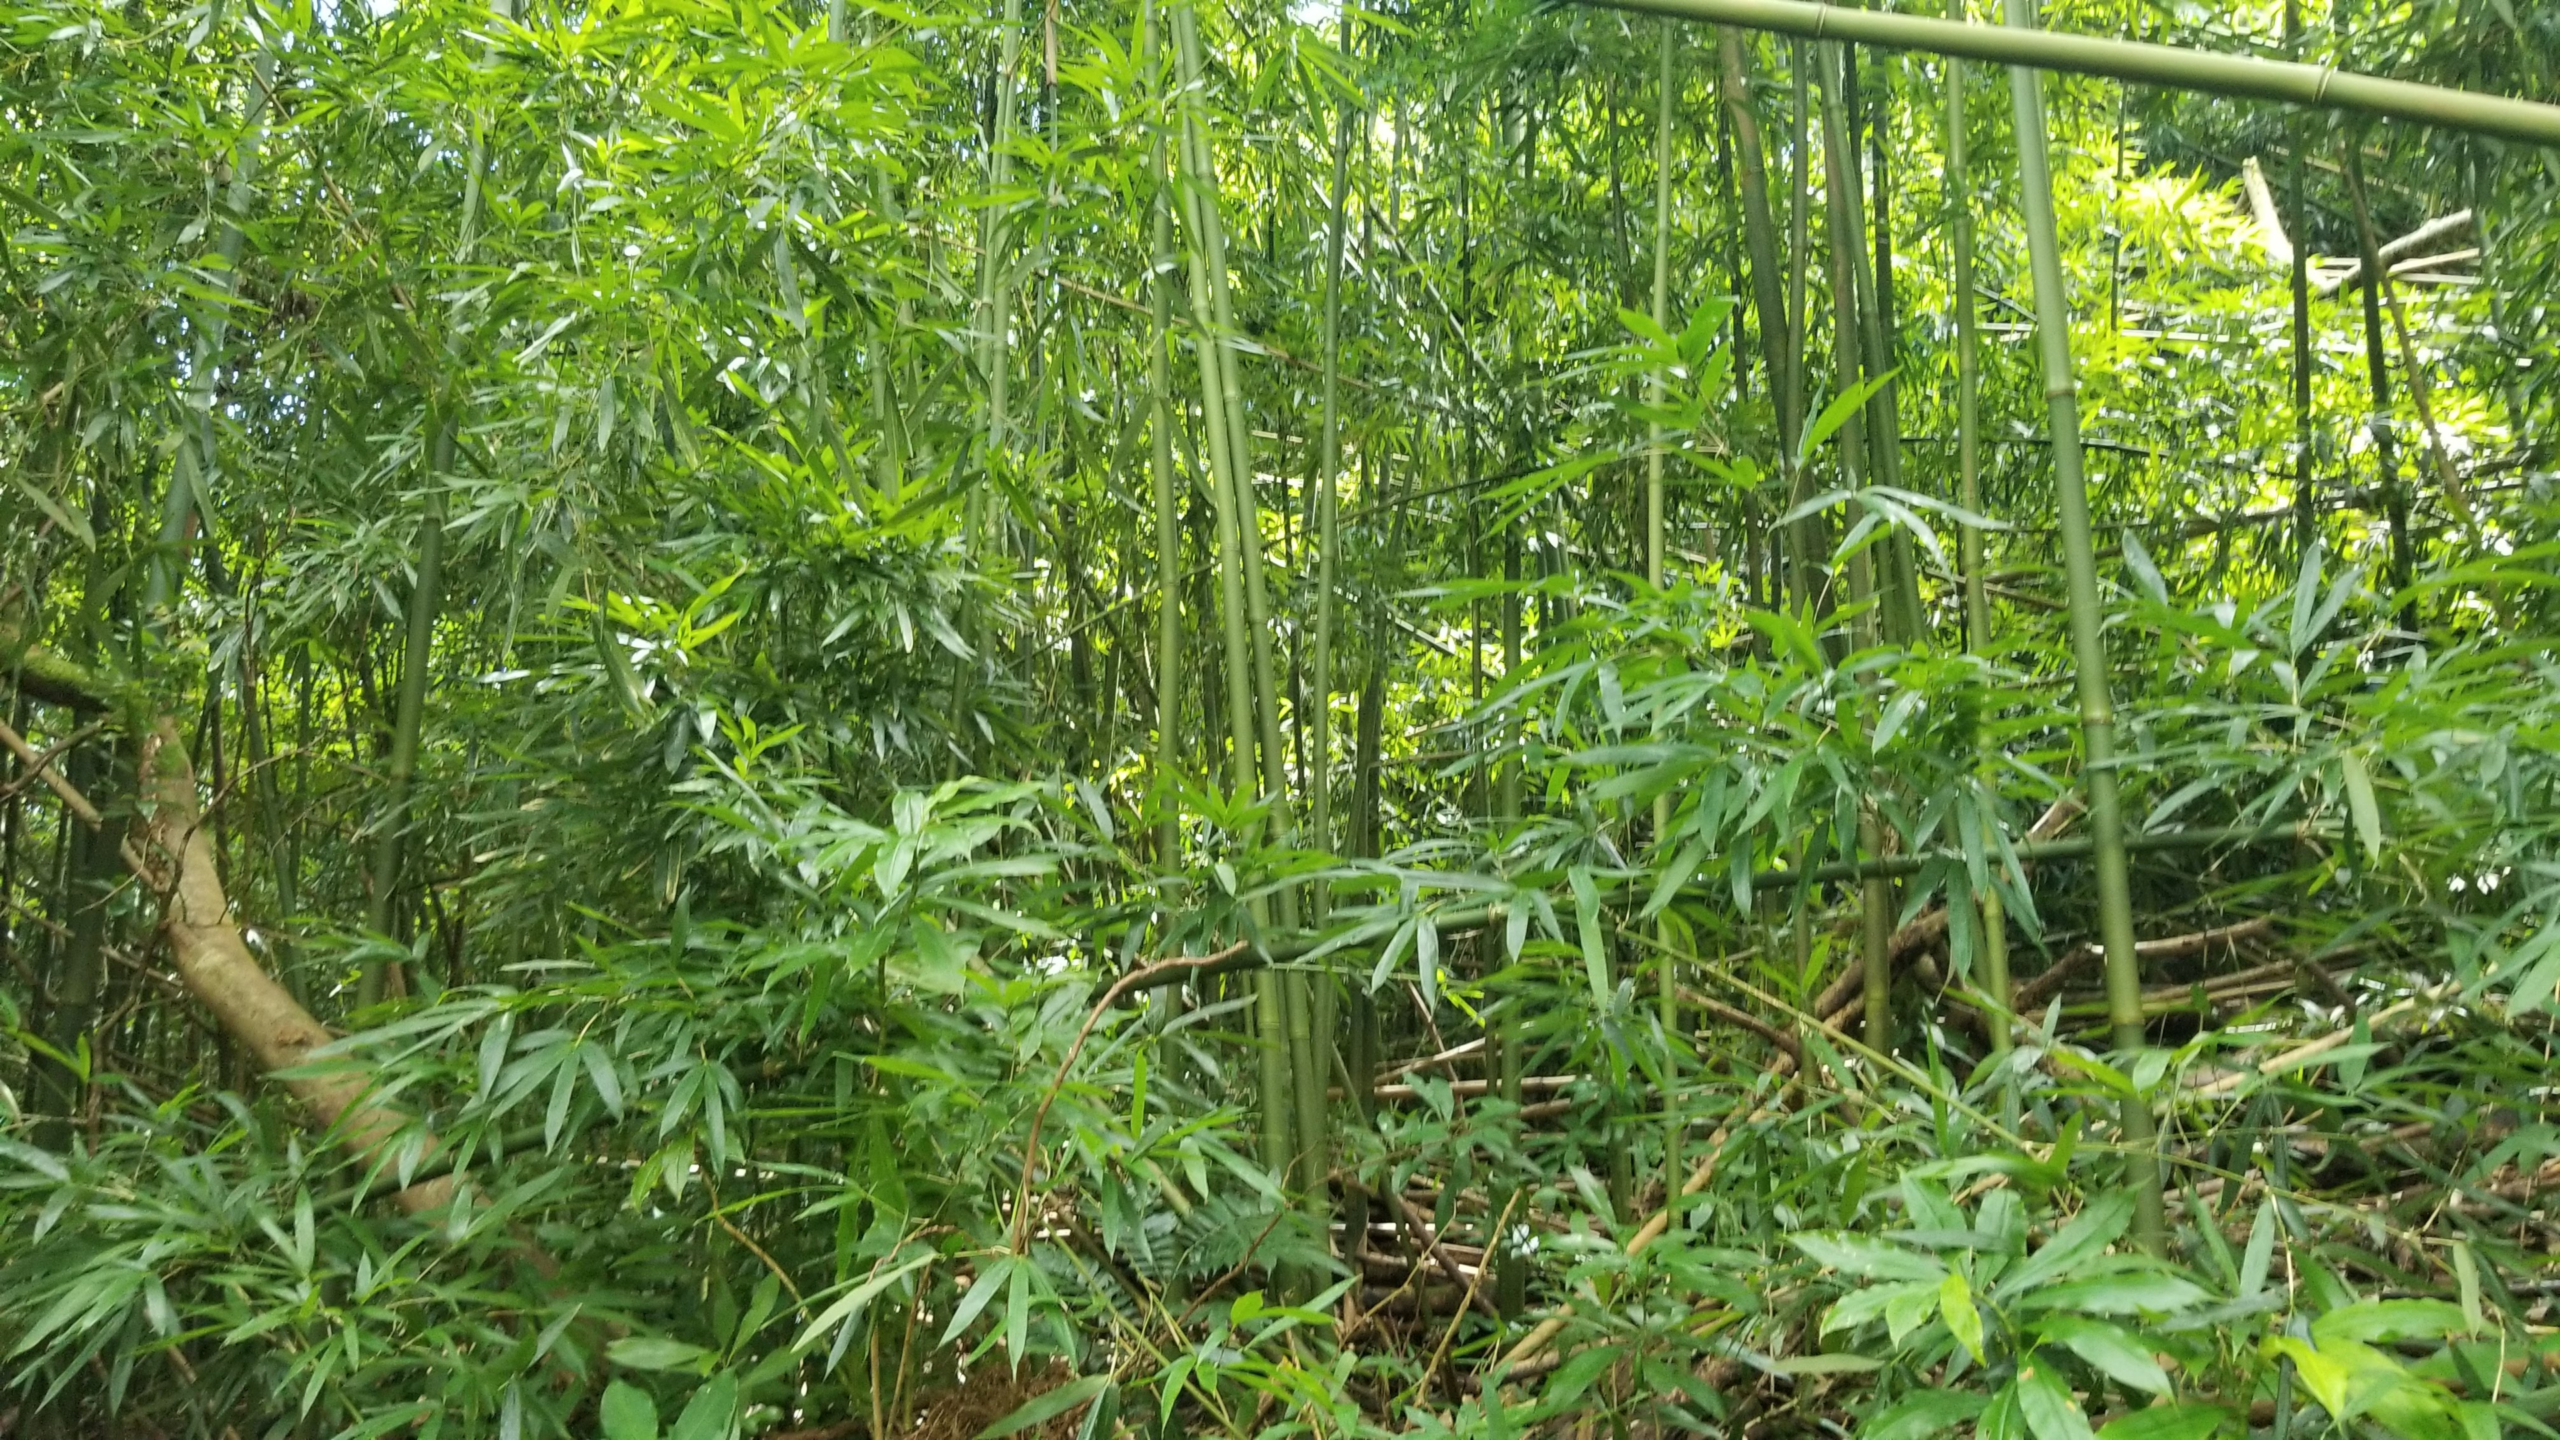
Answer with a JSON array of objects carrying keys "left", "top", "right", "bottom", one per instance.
[
  {"left": 1312, "top": 36, "right": 1355, "bottom": 880},
  {"left": 1646, "top": 20, "right": 1678, "bottom": 1023},
  {"left": 1837, "top": 48, "right": 1922, "bottom": 645},
  {"left": 1172, "top": 4, "right": 1313, "bottom": 1199},
  {"left": 2285, "top": 0, "right": 2314, "bottom": 566},
  {"left": 145, "top": 48, "right": 277, "bottom": 628},
  {"left": 1818, "top": 44, "right": 1876, "bottom": 611},
  {"left": 2001, "top": 0, "right": 2162, "bottom": 1253},
  {"left": 1721, "top": 32, "right": 1791, "bottom": 471},
  {"left": 2342, "top": 143, "right": 2414, "bottom": 619},
  {"left": 1785, "top": 42, "right": 1822, "bottom": 609},
  {"left": 1147, "top": 4, "right": 1182, "bottom": 868},
  {"left": 972, "top": 0, "right": 1024, "bottom": 557},
  {"left": 361, "top": 0, "right": 510, "bottom": 1001},
  {"left": 1171, "top": 19, "right": 1286, "bottom": 1178},
  {"left": 1646, "top": 21, "right": 1675, "bottom": 595},
  {"left": 1945, "top": 9, "right": 2009, "bottom": 1053}
]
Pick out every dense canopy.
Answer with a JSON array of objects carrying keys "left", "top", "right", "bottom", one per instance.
[{"left": 4, "top": 0, "right": 2559, "bottom": 1433}]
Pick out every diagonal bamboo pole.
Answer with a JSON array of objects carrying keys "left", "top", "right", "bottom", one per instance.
[{"left": 1564, "top": 0, "right": 2560, "bottom": 148}]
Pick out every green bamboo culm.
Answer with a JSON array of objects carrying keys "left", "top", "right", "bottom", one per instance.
[
  {"left": 1818, "top": 43, "right": 1896, "bottom": 1054},
  {"left": 144, "top": 46, "right": 278, "bottom": 628},
  {"left": 1172, "top": 3, "right": 1325, "bottom": 1210},
  {"left": 1307, "top": 16, "right": 1360, "bottom": 1223},
  {"left": 1646, "top": 15, "right": 1677, "bottom": 1046},
  {"left": 1719, "top": 30, "right": 1795, "bottom": 574},
  {"left": 1148, "top": 24, "right": 1183, "bottom": 870},
  {"left": 2284, "top": 0, "right": 2315, "bottom": 567},
  {"left": 1783, "top": 41, "right": 1821, "bottom": 611},
  {"left": 974, "top": 0, "right": 1025, "bottom": 553},
  {"left": 362, "top": 0, "right": 513, "bottom": 1002},
  {"left": 1569, "top": 0, "right": 2560, "bottom": 148},
  {"left": 1169, "top": 3, "right": 1290, "bottom": 1182},
  {"left": 1310, "top": 26, "right": 1354, "bottom": 903},
  {"left": 1838, "top": 48, "right": 1923, "bottom": 647},
  {"left": 2340, "top": 141, "right": 2414, "bottom": 624},
  {"left": 2001, "top": 0, "right": 2164, "bottom": 1254},
  {"left": 1944, "top": 3, "right": 2011, "bottom": 1055}
]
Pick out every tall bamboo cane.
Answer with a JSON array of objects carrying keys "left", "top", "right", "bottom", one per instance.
[
  {"left": 1720, "top": 31, "right": 1800, "bottom": 623},
  {"left": 974, "top": 0, "right": 1026, "bottom": 556},
  {"left": 1945, "top": 5, "right": 2012, "bottom": 1053},
  {"left": 2341, "top": 143, "right": 2414, "bottom": 622},
  {"left": 1646, "top": 23, "right": 1676, "bottom": 599},
  {"left": 143, "top": 48, "right": 277, "bottom": 625},
  {"left": 2001, "top": 0, "right": 2164, "bottom": 1253},
  {"left": 358, "top": 0, "right": 514, "bottom": 1005},
  {"left": 1818, "top": 46, "right": 1899, "bottom": 1053},
  {"left": 1785, "top": 42, "right": 1822, "bottom": 610},
  {"left": 1312, "top": 6, "right": 1357, "bottom": 889},
  {"left": 1838, "top": 48, "right": 1923, "bottom": 645},
  {"left": 1645, "top": 16, "right": 1679, "bottom": 1039},
  {"left": 1171, "top": 4, "right": 1316, "bottom": 1192},
  {"left": 2285, "top": 0, "right": 2315, "bottom": 566},
  {"left": 1172, "top": 88, "right": 1289, "bottom": 1181},
  {"left": 1148, "top": 16, "right": 1182, "bottom": 870}
]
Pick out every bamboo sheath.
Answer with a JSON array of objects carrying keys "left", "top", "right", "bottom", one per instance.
[{"left": 1570, "top": 0, "right": 2560, "bottom": 146}]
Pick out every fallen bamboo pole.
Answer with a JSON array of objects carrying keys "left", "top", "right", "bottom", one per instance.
[{"left": 1567, "top": 0, "right": 2560, "bottom": 149}]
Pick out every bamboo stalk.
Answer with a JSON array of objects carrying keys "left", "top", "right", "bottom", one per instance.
[
  {"left": 1784, "top": 42, "right": 1822, "bottom": 609},
  {"left": 2001, "top": 0, "right": 2163, "bottom": 1254},
  {"left": 1646, "top": 21, "right": 1676, "bottom": 597},
  {"left": 2342, "top": 143, "right": 2416, "bottom": 615},
  {"left": 973, "top": 0, "right": 1026, "bottom": 551},
  {"left": 1646, "top": 14, "right": 1678, "bottom": 1068},
  {"left": 1170, "top": 9, "right": 1288, "bottom": 1181},
  {"left": 143, "top": 48, "right": 278, "bottom": 624},
  {"left": 1311, "top": 44, "right": 1354, "bottom": 878},
  {"left": 1944, "top": 5, "right": 2011, "bottom": 1052},
  {"left": 1173, "top": 5, "right": 1321, "bottom": 1204},
  {"left": 359, "top": 0, "right": 511, "bottom": 1004},
  {"left": 1841, "top": 47, "right": 1924, "bottom": 645},
  {"left": 2286, "top": 0, "right": 2315, "bottom": 565},
  {"left": 1565, "top": 0, "right": 2560, "bottom": 147},
  {"left": 2343, "top": 154, "right": 2469, "bottom": 523},
  {"left": 1148, "top": 16, "right": 1183, "bottom": 867},
  {"left": 1717, "top": 32, "right": 1793, "bottom": 573},
  {"left": 1819, "top": 46, "right": 1878, "bottom": 620}
]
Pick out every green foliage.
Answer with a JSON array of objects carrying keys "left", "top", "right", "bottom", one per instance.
[{"left": 3, "top": 0, "right": 2558, "bottom": 1432}]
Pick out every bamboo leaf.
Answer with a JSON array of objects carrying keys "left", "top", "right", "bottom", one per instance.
[
  {"left": 976, "top": 1375, "right": 1109, "bottom": 1438},
  {"left": 2341, "top": 751, "right": 2383, "bottom": 858}
]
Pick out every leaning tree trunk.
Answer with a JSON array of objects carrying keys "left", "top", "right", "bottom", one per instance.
[{"left": 135, "top": 719, "right": 457, "bottom": 1213}]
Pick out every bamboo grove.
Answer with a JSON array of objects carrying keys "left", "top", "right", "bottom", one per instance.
[{"left": 4, "top": 0, "right": 2560, "bottom": 1432}]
